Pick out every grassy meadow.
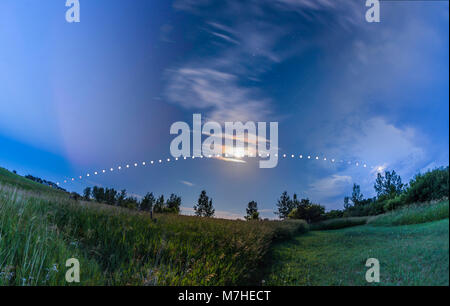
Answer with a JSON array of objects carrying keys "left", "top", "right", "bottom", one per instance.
[
  {"left": 0, "top": 168, "right": 308, "bottom": 285},
  {"left": 265, "top": 200, "right": 449, "bottom": 285},
  {"left": 0, "top": 167, "right": 448, "bottom": 286},
  {"left": 265, "top": 217, "right": 449, "bottom": 285}
]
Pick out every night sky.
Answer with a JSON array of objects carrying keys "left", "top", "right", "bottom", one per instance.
[{"left": 0, "top": 0, "right": 448, "bottom": 218}]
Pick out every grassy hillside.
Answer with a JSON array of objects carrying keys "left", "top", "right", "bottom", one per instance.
[
  {"left": 0, "top": 167, "right": 65, "bottom": 195},
  {"left": 1, "top": 167, "right": 448, "bottom": 286},
  {"left": 368, "top": 200, "right": 449, "bottom": 226},
  {"left": 264, "top": 218, "right": 449, "bottom": 285},
  {"left": 0, "top": 169, "right": 308, "bottom": 285},
  {"left": 310, "top": 200, "right": 449, "bottom": 231}
]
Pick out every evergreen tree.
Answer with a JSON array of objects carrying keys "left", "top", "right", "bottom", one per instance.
[
  {"left": 123, "top": 196, "right": 138, "bottom": 210},
  {"left": 194, "top": 190, "right": 215, "bottom": 217},
  {"left": 140, "top": 192, "right": 155, "bottom": 212},
  {"left": 105, "top": 188, "right": 117, "bottom": 205},
  {"left": 275, "top": 191, "right": 294, "bottom": 219},
  {"left": 245, "top": 201, "right": 259, "bottom": 220},
  {"left": 166, "top": 194, "right": 181, "bottom": 214},
  {"left": 117, "top": 189, "right": 127, "bottom": 207},
  {"left": 154, "top": 195, "right": 165, "bottom": 213},
  {"left": 92, "top": 186, "right": 105, "bottom": 203},
  {"left": 83, "top": 187, "right": 91, "bottom": 201}
]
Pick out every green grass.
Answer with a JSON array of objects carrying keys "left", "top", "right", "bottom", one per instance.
[
  {"left": 264, "top": 219, "right": 449, "bottom": 285},
  {"left": 310, "top": 216, "right": 370, "bottom": 231},
  {"left": 45, "top": 198, "right": 307, "bottom": 285},
  {"left": 0, "top": 168, "right": 308, "bottom": 285},
  {"left": 1, "top": 167, "right": 448, "bottom": 286},
  {"left": 0, "top": 167, "right": 66, "bottom": 195},
  {"left": 0, "top": 186, "right": 104, "bottom": 285},
  {"left": 368, "top": 200, "right": 449, "bottom": 226}
]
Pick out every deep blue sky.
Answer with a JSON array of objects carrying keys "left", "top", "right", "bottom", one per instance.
[{"left": 0, "top": 0, "right": 448, "bottom": 218}]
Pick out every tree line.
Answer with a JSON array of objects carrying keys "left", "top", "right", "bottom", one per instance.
[
  {"left": 18, "top": 165, "right": 449, "bottom": 223},
  {"left": 273, "top": 166, "right": 449, "bottom": 222},
  {"left": 80, "top": 186, "right": 216, "bottom": 217},
  {"left": 24, "top": 174, "right": 66, "bottom": 191}
]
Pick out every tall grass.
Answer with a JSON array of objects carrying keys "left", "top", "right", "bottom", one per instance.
[
  {"left": 0, "top": 186, "right": 104, "bottom": 285},
  {"left": 0, "top": 182, "right": 308, "bottom": 285},
  {"left": 310, "top": 216, "right": 370, "bottom": 231},
  {"left": 368, "top": 200, "right": 449, "bottom": 227}
]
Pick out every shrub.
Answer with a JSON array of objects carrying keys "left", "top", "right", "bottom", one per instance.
[
  {"left": 383, "top": 194, "right": 407, "bottom": 211},
  {"left": 343, "top": 199, "right": 384, "bottom": 217},
  {"left": 324, "top": 209, "right": 344, "bottom": 219},
  {"left": 287, "top": 200, "right": 325, "bottom": 223},
  {"left": 403, "top": 167, "right": 449, "bottom": 204},
  {"left": 271, "top": 219, "right": 309, "bottom": 240}
]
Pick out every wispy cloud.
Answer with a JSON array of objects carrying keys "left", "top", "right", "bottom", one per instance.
[
  {"left": 180, "top": 180, "right": 195, "bottom": 187},
  {"left": 333, "top": 117, "right": 425, "bottom": 177},
  {"left": 166, "top": 67, "right": 271, "bottom": 122},
  {"left": 307, "top": 174, "right": 353, "bottom": 200},
  {"left": 214, "top": 156, "right": 247, "bottom": 164},
  {"left": 210, "top": 31, "right": 240, "bottom": 45},
  {"left": 167, "top": 0, "right": 369, "bottom": 125}
]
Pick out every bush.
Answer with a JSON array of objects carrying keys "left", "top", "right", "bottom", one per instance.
[
  {"left": 341, "top": 167, "right": 449, "bottom": 218},
  {"left": 403, "top": 167, "right": 449, "bottom": 204},
  {"left": 343, "top": 199, "right": 384, "bottom": 217},
  {"left": 324, "top": 209, "right": 344, "bottom": 219},
  {"left": 287, "top": 201, "right": 325, "bottom": 223},
  {"left": 383, "top": 194, "right": 407, "bottom": 211},
  {"left": 271, "top": 219, "right": 309, "bottom": 240}
]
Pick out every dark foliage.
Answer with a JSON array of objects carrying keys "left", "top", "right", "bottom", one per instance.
[
  {"left": 245, "top": 201, "right": 259, "bottom": 220},
  {"left": 24, "top": 174, "right": 66, "bottom": 191},
  {"left": 194, "top": 190, "right": 215, "bottom": 217}
]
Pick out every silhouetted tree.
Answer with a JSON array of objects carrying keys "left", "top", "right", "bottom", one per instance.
[
  {"left": 351, "top": 184, "right": 364, "bottom": 206},
  {"left": 166, "top": 194, "right": 181, "bottom": 214},
  {"left": 140, "top": 192, "right": 155, "bottom": 212},
  {"left": 374, "top": 170, "right": 404, "bottom": 198},
  {"left": 275, "top": 191, "right": 294, "bottom": 219},
  {"left": 123, "top": 196, "right": 138, "bottom": 210},
  {"left": 245, "top": 201, "right": 259, "bottom": 220},
  {"left": 92, "top": 186, "right": 105, "bottom": 202},
  {"left": 70, "top": 192, "right": 81, "bottom": 201},
  {"left": 343, "top": 196, "right": 351, "bottom": 209},
  {"left": 288, "top": 197, "right": 309, "bottom": 220},
  {"left": 83, "top": 187, "right": 91, "bottom": 201},
  {"left": 116, "top": 189, "right": 127, "bottom": 207},
  {"left": 288, "top": 197, "right": 325, "bottom": 223},
  {"left": 194, "top": 190, "right": 215, "bottom": 217},
  {"left": 105, "top": 188, "right": 117, "bottom": 205},
  {"left": 154, "top": 195, "right": 165, "bottom": 213}
]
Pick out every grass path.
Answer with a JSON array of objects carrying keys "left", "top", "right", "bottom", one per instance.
[{"left": 264, "top": 219, "right": 449, "bottom": 286}]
